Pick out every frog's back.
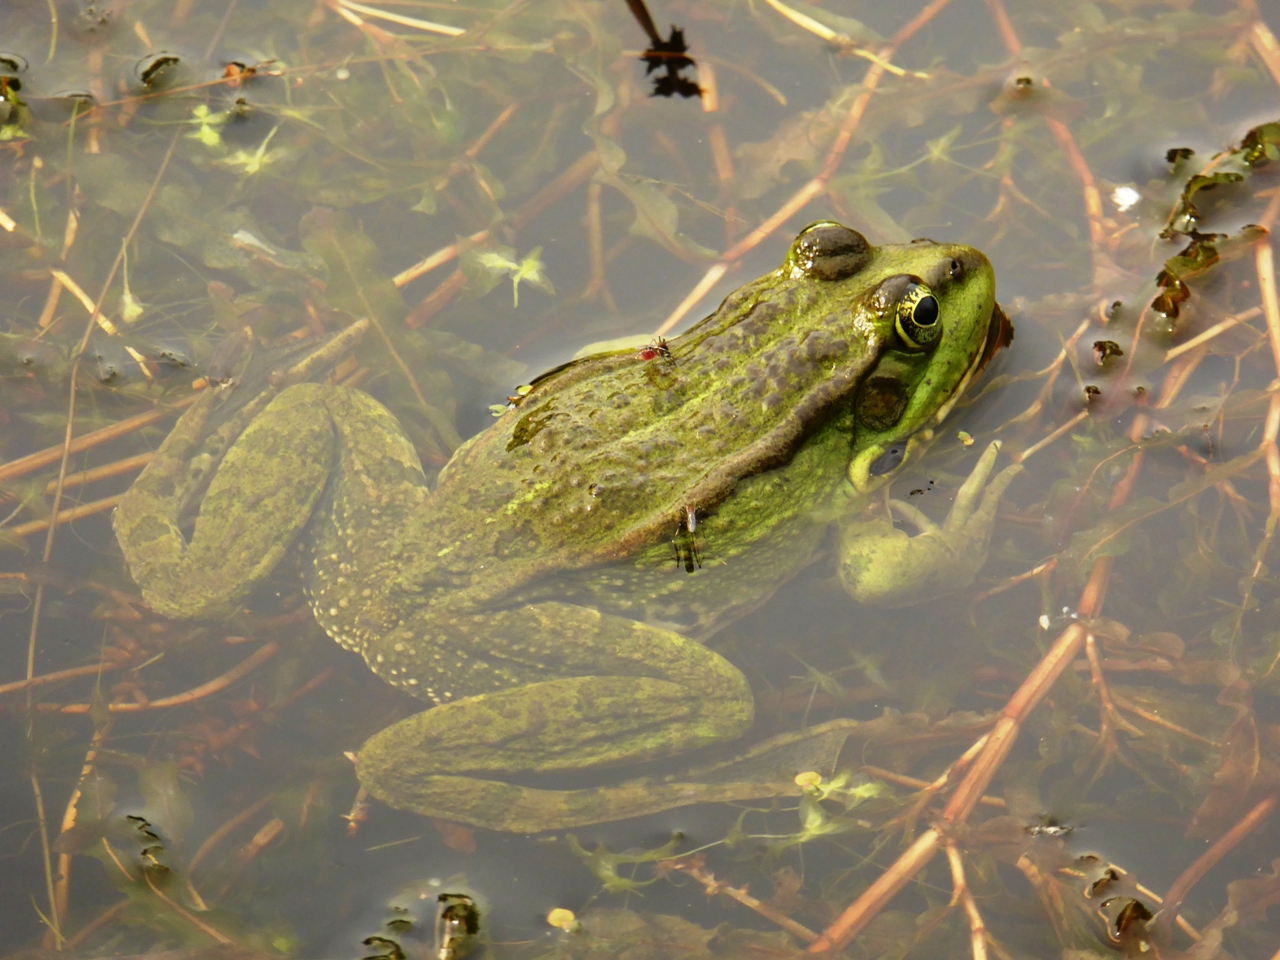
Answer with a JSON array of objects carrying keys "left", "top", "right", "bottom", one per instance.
[{"left": 409, "top": 272, "right": 883, "bottom": 603}]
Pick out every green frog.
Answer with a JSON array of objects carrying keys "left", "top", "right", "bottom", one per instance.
[{"left": 114, "top": 222, "right": 1017, "bottom": 832}]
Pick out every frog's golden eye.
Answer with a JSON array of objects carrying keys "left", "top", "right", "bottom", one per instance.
[{"left": 896, "top": 282, "right": 941, "bottom": 350}]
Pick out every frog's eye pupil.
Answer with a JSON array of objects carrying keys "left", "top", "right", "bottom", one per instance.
[
  {"left": 894, "top": 281, "right": 943, "bottom": 350},
  {"left": 913, "top": 294, "right": 939, "bottom": 327}
]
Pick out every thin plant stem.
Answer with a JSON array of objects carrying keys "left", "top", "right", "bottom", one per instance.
[
  {"left": 45, "top": 642, "right": 279, "bottom": 714},
  {"left": 51, "top": 720, "right": 113, "bottom": 933},
  {"left": 1154, "top": 793, "right": 1278, "bottom": 939},
  {"left": 30, "top": 767, "right": 62, "bottom": 948},
  {"left": 0, "top": 395, "right": 196, "bottom": 485},
  {"left": 188, "top": 793, "right": 276, "bottom": 876},
  {"left": 946, "top": 841, "right": 989, "bottom": 960},
  {"left": 665, "top": 858, "right": 819, "bottom": 943}
]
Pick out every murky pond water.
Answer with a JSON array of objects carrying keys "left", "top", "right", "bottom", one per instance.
[{"left": 2, "top": 1, "right": 1280, "bottom": 958}]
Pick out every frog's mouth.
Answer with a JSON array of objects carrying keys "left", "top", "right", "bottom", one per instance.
[
  {"left": 972, "top": 300, "right": 1015, "bottom": 379},
  {"left": 848, "top": 300, "right": 1013, "bottom": 493},
  {"left": 927, "top": 300, "right": 1013, "bottom": 427}
]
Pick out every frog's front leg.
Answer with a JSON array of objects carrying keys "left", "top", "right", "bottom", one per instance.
[
  {"left": 838, "top": 441, "right": 1020, "bottom": 606},
  {"left": 354, "top": 602, "right": 759, "bottom": 831},
  {"left": 114, "top": 382, "right": 338, "bottom": 620}
]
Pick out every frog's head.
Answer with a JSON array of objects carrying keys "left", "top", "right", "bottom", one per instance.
[{"left": 781, "top": 222, "right": 1004, "bottom": 494}]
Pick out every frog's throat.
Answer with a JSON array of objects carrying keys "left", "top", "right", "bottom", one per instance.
[
  {"left": 847, "top": 317, "right": 993, "bottom": 495},
  {"left": 930, "top": 332, "right": 985, "bottom": 426}
]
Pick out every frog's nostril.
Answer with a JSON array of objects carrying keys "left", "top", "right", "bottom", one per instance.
[{"left": 949, "top": 258, "right": 963, "bottom": 279}]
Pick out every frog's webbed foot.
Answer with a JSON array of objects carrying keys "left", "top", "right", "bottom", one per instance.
[{"left": 838, "top": 441, "right": 1020, "bottom": 607}]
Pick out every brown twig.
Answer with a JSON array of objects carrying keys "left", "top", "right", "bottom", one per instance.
[
  {"left": 43, "top": 642, "right": 279, "bottom": 714},
  {"left": 404, "top": 268, "right": 467, "bottom": 328},
  {"left": 0, "top": 658, "right": 133, "bottom": 698},
  {"left": 144, "top": 870, "right": 235, "bottom": 945},
  {"left": 1258, "top": 232, "right": 1280, "bottom": 378},
  {"left": 1107, "top": 691, "right": 1219, "bottom": 748},
  {"left": 861, "top": 765, "right": 1006, "bottom": 808},
  {"left": 203, "top": 0, "right": 240, "bottom": 62},
  {"left": 1013, "top": 410, "right": 1088, "bottom": 464},
  {"left": 29, "top": 765, "right": 62, "bottom": 947},
  {"left": 63, "top": 898, "right": 129, "bottom": 950},
  {"left": 968, "top": 558, "right": 1055, "bottom": 614},
  {"left": 188, "top": 793, "right": 276, "bottom": 876},
  {"left": 1083, "top": 631, "right": 1145, "bottom": 766},
  {"left": 1012, "top": 854, "right": 1074, "bottom": 946},
  {"left": 665, "top": 858, "right": 819, "bottom": 943},
  {"left": 9, "top": 493, "right": 126, "bottom": 539},
  {"left": 1044, "top": 116, "right": 1107, "bottom": 254},
  {"left": 1165, "top": 306, "right": 1263, "bottom": 363},
  {"left": 38, "top": 452, "right": 155, "bottom": 495},
  {"left": 0, "top": 395, "right": 195, "bottom": 486},
  {"left": 212, "top": 817, "right": 286, "bottom": 902},
  {"left": 51, "top": 719, "right": 113, "bottom": 934},
  {"left": 581, "top": 179, "right": 617, "bottom": 310},
  {"left": 396, "top": 149, "right": 599, "bottom": 289},
  {"left": 1250, "top": 18, "right": 1280, "bottom": 86},
  {"left": 946, "top": 841, "right": 990, "bottom": 960},
  {"left": 1154, "top": 792, "right": 1278, "bottom": 939}
]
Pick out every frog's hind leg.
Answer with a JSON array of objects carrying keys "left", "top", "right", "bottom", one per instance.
[
  {"left": 114, "top": 382, "right": 337, "bottom": 620},
  {"left": 355, "top": 602, "right": 763, "bottom": 831}
]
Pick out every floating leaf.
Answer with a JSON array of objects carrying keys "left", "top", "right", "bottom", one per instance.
[
  {"left": 594, "top": 172, "right": 716, "bottom": 261},
  {"left": 566, "top": 834, "right": 683, "bottom": 894},
  {"left": 138, "top": 760, "right": 194, "bottom": 845},
  {"left": 1241, "top": 120, "right": 1280, "bottom": 167},
  {"left": 184, "top": 104, "right": 229, "bottom": 150},
  {"left": 300, "top": 208, "right": 408, "bottom": 325},
  {"left": 218, "top": 125, "right": 285, "bottom": 176}
]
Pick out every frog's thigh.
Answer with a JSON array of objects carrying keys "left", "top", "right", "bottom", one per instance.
[
  {"left": 118, "top": 383, "right": 336, "bottom": 619},
  {"left": 359, "top": 603, "right": 753, "bottom": 775}
]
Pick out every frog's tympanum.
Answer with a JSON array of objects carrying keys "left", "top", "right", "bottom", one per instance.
[{"left": 115, "top": 223, "right": 1017, "bottom": 832}]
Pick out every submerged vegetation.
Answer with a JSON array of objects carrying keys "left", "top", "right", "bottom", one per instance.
[{"left": 1, "top": 0, "right": 1280, "bottom": 958}]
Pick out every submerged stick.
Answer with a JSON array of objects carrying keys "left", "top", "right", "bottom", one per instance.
[
  {"left": 1154, "top": 793, "right": 1278, "bottom": 940},
  {"left": 666, "top": 859, "right": 819, "bottom": 944},
  {"left": 45, "top": 642, "right": 279, "bottom": 714}
]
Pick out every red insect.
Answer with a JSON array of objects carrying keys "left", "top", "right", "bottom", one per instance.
[{"left": 636, "top": 337, "right": 673, "bottom": 362}]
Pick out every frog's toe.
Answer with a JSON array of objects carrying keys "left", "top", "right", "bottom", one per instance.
[
  {"left": 945, "top": 440, "right": 1002, "bottom": 522},
  {"left": 977, "top": 461, "right": 1020, "bottom": 521},
  {"left": 942, "top": 442, "right": 1020, "bottom": 530}
]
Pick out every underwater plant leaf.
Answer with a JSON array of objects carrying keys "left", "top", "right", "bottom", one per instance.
[
  {"left": 138, "top": 760, "right": 195, "bottom": 845},
  {"left": 300, "top": 208, "right": 407, "bottom": 326}
]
